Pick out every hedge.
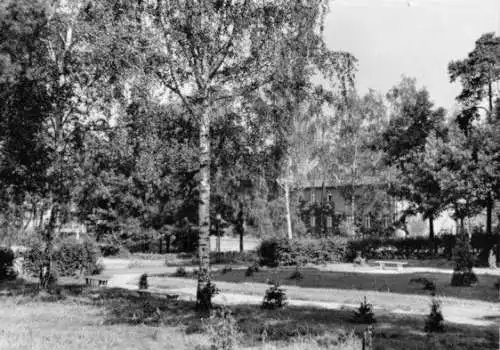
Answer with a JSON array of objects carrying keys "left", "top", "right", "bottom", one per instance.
[
  {"left": 23, "top": 237, "right": 103, "bottom": 278},
  {"left": 257, "top": 237, "right": 349, "bottom": 267},
  {"left": 191, "top": 251, "right": 258, "bottom": 266},
  {"left": 346, "top": 235, "right": 457, "bottom": 261}
]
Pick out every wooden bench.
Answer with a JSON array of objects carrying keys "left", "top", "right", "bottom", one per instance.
[
  {"left": 85, "top": 276, "right": 109, "bottom": 288},
  {"left": 374, "top": 261, "right": 408, "bottom": 271}
]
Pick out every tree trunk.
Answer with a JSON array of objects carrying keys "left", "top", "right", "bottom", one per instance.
[
  {"left": 237, "top": 204, "right": 244, "bottom": 252},
  {"left": 40, "top": 203, "right": 59, "bottom": 290},
  {"left": 196, "top": 110, "right": 212, "bottom": 311},
  {"left": 486, "top": 195, "right": 493, "bottom": 235},
  {"left": 320, "top": 181, "right": 325, "bottom": 237},
  {"left": 351, "top": 190, "right": 356, "bottom": 237},
  {"left": 429, "top": 216, "right": 435, "bottom": 240},
  {"left": 284, "top": 181, "right": 293, "bottom": 240},
  {"left": 429, "top": 215, "right": 436, "bottom": 255}
]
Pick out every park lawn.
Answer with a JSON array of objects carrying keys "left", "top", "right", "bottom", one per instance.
[
  {"left": 206, "top": 267, "right": 499, "bottom": 302},
  {"left": 0, "top": 297, "right": 207, "bottom": 350},
  {"left": 0, "top": 280, "right": 497, "bottom": 350}
]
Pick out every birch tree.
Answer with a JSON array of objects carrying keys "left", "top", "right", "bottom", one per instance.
[{"left": 92, "top": 0, "right": 358, "bottom": 309}]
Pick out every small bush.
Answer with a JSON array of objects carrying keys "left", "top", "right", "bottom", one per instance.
[
  {"left": 353, "top": 296, "right": 376, "bottom": 324},
  {"left": 245, "top": 262, "right": 260, "bottom": 277},
  {"left": 409, "top": 277, "right": 436, "bottom": 292},
  {"left": 127, "top": 260, "right": 144, "bottom": 269},
  {"left": 262, "top": 282, "right": 287, "bottom": 309},
  {"left": 196, "top": 281, "right": 220, "bottom": 312},
  {"left": 221, "top": 266, "right": 233, "bottom": 274},
  {"left": 0, "top": 247, "right": 16, "bottom": 281},
  {"left": 98, "top": 244, "right": 121, "bottom": 257},
  {"left": 288, "top": 267, "right": 304, "bottom": 281},
  {"left": 425, "top": 298, "right": 445, "bottom": 333},
  {"left": 451, "top": 236, "right": 478, "bottom": 287},
  {"left": 139, "top": 273, "right": 148, "bottom": 290},
  {"left": 174, "top": 266, "right": 188, "bottom": 277},
  {"left": 203, "top": 306, "right": 240, "bottom": 350}
]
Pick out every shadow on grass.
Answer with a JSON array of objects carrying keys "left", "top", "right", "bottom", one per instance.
[
  {"left": 1, "top": 279, "right": 498, "bottom": 349},
  {"left": 77, "top": 285, "right": 499, "bottom": 349},
  {"left": 229, "top": 304, "right": 499, "bottom": 349}
]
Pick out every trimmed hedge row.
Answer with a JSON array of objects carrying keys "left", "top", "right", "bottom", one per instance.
[
  {"left": 346, "top": 235, "right": 458, "bottom": 261},
  {"left": 191, "top": 251, "right": 258, "bottom": 266},
  {"left": 256, "top": 235, "right": 466, "bottom": 267},
  {"left": 258, "top": 237, "right": 349, "bottom": 267}
]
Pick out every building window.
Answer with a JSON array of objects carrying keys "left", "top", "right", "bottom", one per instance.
[
  {"left": 383, "top": 215, "right": 390, "bottom": 229},
  {"left": 347, "top": 215, "right": 354, "bottom": 226},
  {"left": 363, "top": 215, "right": 371, "bottom": 229},
  {"left": 310, "top": 215, "right": 316, "bottom": 227},
  {"left": 327, "top": 193, "right": 333, "bottom": 202},
  {"left": 326, "top": 216, "right": 333, "bottom": 228},
  {"left": 311, "top": 191, "right": 316, "bottom": 202}
]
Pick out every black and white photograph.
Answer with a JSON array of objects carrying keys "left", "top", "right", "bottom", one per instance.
[{"left": 0, "top": 0, "right": 499, "bottom": 349}]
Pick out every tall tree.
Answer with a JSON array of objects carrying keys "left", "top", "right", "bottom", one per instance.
[
  {"left": 448, "top": 32, "right": 500, "bottom": 236},
  {"left": 379, "top": 77, "right": 446, "bottom": 241},
  {"left": 95, "top": 0, "right": 353, "bottom": 310},
  {"left": 0, "top": 0, "right": 117, "bottom": 287}
]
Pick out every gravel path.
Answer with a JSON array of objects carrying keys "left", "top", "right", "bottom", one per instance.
[{"left": 106, "top": 271, "right": 500, "bottom": 327}]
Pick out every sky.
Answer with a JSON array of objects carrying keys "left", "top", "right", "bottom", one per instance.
[{"left": 324, "top": 0, "right": 499, "bottom": 110}]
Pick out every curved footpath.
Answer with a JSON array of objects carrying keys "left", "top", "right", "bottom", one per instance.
[{"left": 106, "top": 270, "right": 500, "bottom": 327}]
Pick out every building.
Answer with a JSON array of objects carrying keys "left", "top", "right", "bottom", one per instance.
[{"left": 298, "top": 177, "right": 397, "bottom": 237}]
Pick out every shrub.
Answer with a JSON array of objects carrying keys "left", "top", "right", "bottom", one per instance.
[
  {"left": 288, "top": 267, "right": 304, "bottom": 281},
  {"left": 139, "top": 273, "right": 148, "bottom": 290},
  {"left": 245, "top": 262, "right": 260, "bottom": 277},
  {"left": 221, "top": 266, "right": 233, "bottom": 274},
  {"left": 196, "top": 281, "right": 220, "bottom": 312},
  {"left": 258, "top": 237, "right": 348, "bottom": 267},
  {"left": 262, "top": 282, "right": 287, "bottom": 309},
  {"left": 54, "top": 238, "right": 101, "bottom": 277},
  {"left": 98, "top": 244, "right": 121, "bottom": 257},
  {"left": 127, "top": 260, "right": 144, "bottom": 269},
  {"left": 470, "top": 228, "right": 498, "bottom": 267},
  {"left": 258, "top": 238, "right": 286, "bottom": 267},
  {"left": 174, "top": 266, "right": 188, "bottom": 277},
  {"left": 451, "top": 236, "right": 478, "bottom": 287},
  {"left": 203, "top": 306, "right": 240, "bottom": 350},
  {"left": 23, "top": 237, "right": 101, "bottom": 278},
  {"left": 425, "top": 298, "right": 445, "bottom": 333},
  {"left": 190, "top": 251, "right": 258, "bottom": 266},
  {"left": 410, "top": 277, "right": 436, "bottom": 292},
  {"left": 353, "top": 296, "right": 376, "bottom": 324},
  {"left": 0, "top": 247, "right": 16, "bottom": 281}
]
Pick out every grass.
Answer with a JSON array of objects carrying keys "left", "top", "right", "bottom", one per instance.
[
  {"left": 0, "top": 278, "right": 497, "bottom": 350},
  {"left": 0, "top": 293, "right": 208, "bottom": 350},
  {"left": 202, "top": 267, "right": 499, "bottom": 302}
]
